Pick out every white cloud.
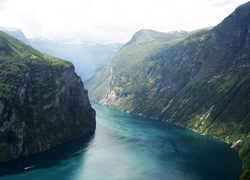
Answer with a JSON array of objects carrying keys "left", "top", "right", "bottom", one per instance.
[
  {"left": 0, "top": 0, "right": 8, "bottom": 10},
  {"left": 0, "top": 0, "right": 249, "bottom": 43}
]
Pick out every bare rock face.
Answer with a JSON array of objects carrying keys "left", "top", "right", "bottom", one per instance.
[{"left": 0, "top": 31, "right": 96, "bottom": 163}]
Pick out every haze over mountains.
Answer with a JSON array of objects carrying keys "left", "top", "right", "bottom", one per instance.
[
  {"left": 0, "top": 26, "right": 31, "bottom": 46},
  {"left": 30, "top": 38, "right": 123, "bottom": 80},
  {"left": 0, "top": 26, "right": 123, "bottom": 80}
]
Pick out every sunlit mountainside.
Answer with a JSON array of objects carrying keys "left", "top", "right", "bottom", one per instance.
[{"left": 85, "top": 2, "right": 250, "bottom": 178}]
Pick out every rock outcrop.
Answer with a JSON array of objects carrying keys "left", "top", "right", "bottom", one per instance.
[{"left": 0, "top": 31, "right": 96, "bottom": 163}]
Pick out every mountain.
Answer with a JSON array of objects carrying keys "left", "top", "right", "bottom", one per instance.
[
  {"left": 85, "top": 2, "right": 250, "bottom": 178},
  {"left": 29, "top": 38, "right": 123, "bottom": 80},
  {"left": 0, "top": 26, "right": 31, "bottom": 45},
  {"left": 0, "top": 31, "right": 96, "bottom": 163},
  {"left": 85, "top": 29, "right": 190, "bottom": 101},
  {"left": 0, "top": 27, "right": 122, "bottom": 80}
]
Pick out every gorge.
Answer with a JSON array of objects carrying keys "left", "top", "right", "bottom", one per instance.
[
  {"left": 85, "top": 2, "right": 250, "bottom": 178},
  {"left": 0, "top": 1, "right": 250, "bottom": 179}
]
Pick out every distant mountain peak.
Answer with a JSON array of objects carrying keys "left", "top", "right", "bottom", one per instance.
[
  {"left": 133, "top": 29, "right": 186, "bottom": 38},
  {"left": 0, "top": 26, "right": 21, "bottom": 32},
  {"left": 124, "top": 29, "right": 188, "bottom": 47},
  {"left": 0, "top": 26, "right": 31, "bottom": 45}
]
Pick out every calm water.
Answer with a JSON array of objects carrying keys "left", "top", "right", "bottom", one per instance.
[{"left": 0, "top": 102, "right": 242, "bottom": 180}]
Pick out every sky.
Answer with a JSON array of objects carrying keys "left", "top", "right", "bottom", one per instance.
[{"left": 0, "top": 0, "right": 249, "bottom": 44}]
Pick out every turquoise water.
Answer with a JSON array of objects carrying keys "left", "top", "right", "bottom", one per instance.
[{"left": 0, "top": 102, "right": 242, "bottom": 180}]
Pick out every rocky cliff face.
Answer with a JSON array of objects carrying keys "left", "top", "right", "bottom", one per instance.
[
  {"left": 0, "top": 31, "right": 96, "bottom": 163},
  {"left": 85, "top": 2, "right": 250, "bottom": 178}
]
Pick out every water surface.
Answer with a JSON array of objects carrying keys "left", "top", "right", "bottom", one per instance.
[{"left": 0, "top": 102, "right": 242, "bottom": 179}]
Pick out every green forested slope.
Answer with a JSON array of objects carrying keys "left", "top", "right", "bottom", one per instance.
[
  {"left": 0, "top": 31, "right": 96, "bottom": 162},
  {"left": 85, "top": 2, "right": 250, "bottom": 178}
]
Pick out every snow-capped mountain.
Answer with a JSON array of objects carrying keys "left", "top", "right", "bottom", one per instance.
[
  {"left": 29, "top": 37, "right": 123, "bottom": 80},
  {"left": 0, "top": 26, "right": 123, "bottom": 80}
]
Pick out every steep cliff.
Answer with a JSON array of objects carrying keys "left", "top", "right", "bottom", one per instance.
[
  {"left": 85, "top": 2, "right": 250, "bottom": 178},
  {"left": 0, "top": 31, "right": 96, "bottom": 163}
]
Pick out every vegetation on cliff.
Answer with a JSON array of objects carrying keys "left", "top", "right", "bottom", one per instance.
[
  {"left": 85, "top": 2, "right": 250, "bottom": 178},
  {"left": 0, "top": 31, "right": 96, "bottom": 163}
]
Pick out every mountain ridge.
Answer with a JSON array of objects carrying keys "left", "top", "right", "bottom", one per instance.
[
  {"left": 0, "top": 26, "right": 31, "bottom": 45},
  {"left": 85, "top": 2, "right": 250, "bottom": 178}
]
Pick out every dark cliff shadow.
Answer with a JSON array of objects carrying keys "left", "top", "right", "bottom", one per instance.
[{"left": 0, "top": 132, "right": 95, "bottom": 176}]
